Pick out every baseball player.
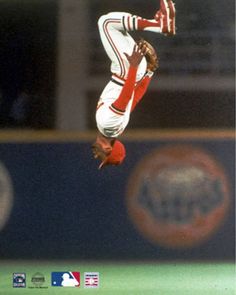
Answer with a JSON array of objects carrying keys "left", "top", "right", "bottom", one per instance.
[{"left": 92, "top": 0, "right": 176, "bottom": 169}]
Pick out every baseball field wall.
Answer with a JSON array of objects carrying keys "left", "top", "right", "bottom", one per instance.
[{"left": 0, "top": 130, "right": 234, "bottom": 260}]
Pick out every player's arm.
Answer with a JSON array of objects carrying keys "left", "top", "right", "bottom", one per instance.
[
  {"left": 131, "top": 39, "right": 158, "bottom": 112},
  {"left": 111, "top": 44, "right": 145, "bottom": 112},
  {"left": 131, "top": 74, "right": 153, "bottom": 112}
]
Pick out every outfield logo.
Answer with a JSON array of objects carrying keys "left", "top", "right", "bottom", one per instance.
[
  {"left": 0, "top": 161, "right": 14, "bottom": 232},
  {"left": 126, "top": 145, "right": 230, "bottom": 248},
  {"left": 13, "top": 273, "right": 26, "bottom": 288},
  {"left": 84, "top": 272, "right": 99, "bottom": 288},
  {"left": 51, "top": 272, "right": 80, "bottom": 287}
]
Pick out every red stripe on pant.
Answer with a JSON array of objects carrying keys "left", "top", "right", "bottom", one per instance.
[{"left": 103, "top": 18, "right": 126, "bottom": 78}]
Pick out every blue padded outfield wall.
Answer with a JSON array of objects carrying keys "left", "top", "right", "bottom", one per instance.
[{"left": 0, "top": 131, "right": 234, "bottom": 260}]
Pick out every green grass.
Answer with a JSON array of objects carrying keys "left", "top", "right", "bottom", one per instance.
[{"left": 0, "top": 261, "right": 235, "bottom": 295}]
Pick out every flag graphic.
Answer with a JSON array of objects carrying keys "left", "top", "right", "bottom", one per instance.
[
  {"left": 51, "top": 272, "right": 80, "bottom": 287},
  {"left": 84, "top": 272, "right": 99, "bottom": 288}
]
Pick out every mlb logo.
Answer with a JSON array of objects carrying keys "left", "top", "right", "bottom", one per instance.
[
  {"left": 51, "top": 272, "right": 80, "bottom": 287},
  {"left": 13, "top": 273, "right": 26, "bottom": 288},
  {"left": 84, "top": 272, "right": 99, "bottom": 288}
]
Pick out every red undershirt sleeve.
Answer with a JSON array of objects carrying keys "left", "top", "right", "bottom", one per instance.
[
  {"left": 112, "top": 66, "right": 138, "bottom": 112},
  {"left": 131, "top": 75, "right": 152, "bottom": 112}
]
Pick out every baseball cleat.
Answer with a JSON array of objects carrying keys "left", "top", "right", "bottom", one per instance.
[
  {"left": 155, "top": 0, "right": 170, "bottom": 34},
  {"left": 155, "top": 0, "right": 176, "bottom": 35},
  {"left": 168, "top": 0, "right": 176, "bottom": 35}
]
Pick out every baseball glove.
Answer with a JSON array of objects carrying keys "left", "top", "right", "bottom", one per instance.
[{"left": 138, "top": 39, "right": 159, "bottom": 72}]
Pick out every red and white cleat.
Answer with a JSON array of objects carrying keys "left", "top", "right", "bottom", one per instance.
[
  {"left": 155, "top": 0, "right": 176, "bottom": 36},
  {"left": 156, "top": 0, "right": 170, "bottom": 34}
]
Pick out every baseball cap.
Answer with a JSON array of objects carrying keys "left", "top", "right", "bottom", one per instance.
[{"left": 99, "top": 140, "right": 126, "bottom": 169}]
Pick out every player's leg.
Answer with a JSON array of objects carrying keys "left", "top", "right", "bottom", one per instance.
[
  {"left": 97, "top": 1, "right": 175, "bottom": 78},
  {"left": 97, "top": 9, "right": 162, "bottom": 81},
  {"left": 98, "top": 12, "right": 148, "bottom": 82},
  {"left": 98, "top": 0, "right": 175, "bottom": 40}
]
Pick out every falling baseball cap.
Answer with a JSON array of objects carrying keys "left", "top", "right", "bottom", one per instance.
[{"left": 99, "top": 140, "right": 126, "bottom": 169}]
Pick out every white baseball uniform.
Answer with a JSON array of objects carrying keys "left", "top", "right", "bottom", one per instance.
[{"left": 96, "top": 12, "right": 161, "bottom": 138}]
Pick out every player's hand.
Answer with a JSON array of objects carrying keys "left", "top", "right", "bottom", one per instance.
[{"left": 124, "top": 44, "right": 146, "bottom": 68}]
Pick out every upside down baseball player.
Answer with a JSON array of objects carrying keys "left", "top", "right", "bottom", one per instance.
[{"left": 92, "top": 0, "right": 176, "bottom": 168}]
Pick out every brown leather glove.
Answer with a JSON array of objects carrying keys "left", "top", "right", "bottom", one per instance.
[{"left": 138, "top": 39, "right": 159, "bottom": 72}]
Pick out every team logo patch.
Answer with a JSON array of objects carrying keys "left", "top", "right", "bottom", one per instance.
[
  {"left": 51, "top": 272, "right": 80, "bottom": 287},
  {"left": 126, "top": 145, "right": 230, "bottom": 248},
  {"left": 13, "top": 273, "right": 26, "bottom": 288},
  {"left": 29, "top": 272, "right": 47, "bottom": 289},
  {"left": 84, "top": 272, "right": 99, "bottom": 288}
]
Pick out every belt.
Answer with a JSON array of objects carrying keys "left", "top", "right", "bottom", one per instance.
[{"left": 111, "top": 78, "right": 124, "bottom": 87}]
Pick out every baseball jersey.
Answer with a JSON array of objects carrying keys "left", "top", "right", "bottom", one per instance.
[
  {"left": 96, "top": 69, "right": 153, "bottom": 138},
  {"left": 96, "top": 80, "right": 132, "bottom": 138}
]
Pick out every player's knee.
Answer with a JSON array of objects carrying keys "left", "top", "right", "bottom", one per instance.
[{"left": 97, "top": 14, "right": 107, "bottom": 29}]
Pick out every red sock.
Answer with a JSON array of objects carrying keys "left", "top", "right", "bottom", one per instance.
[
  {"left": 137, "top": 17, "right": 162, "bottom": 31},
  {"left": 122, "top": 15, "right": 162, "bottom": 32}
]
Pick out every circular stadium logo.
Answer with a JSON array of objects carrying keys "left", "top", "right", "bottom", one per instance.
[
  {"left": 126, "top": 145, "right": 230, "bottom": 248},
  {"left": 0, "top": 161, "right": 13, "bottom": 231}
]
